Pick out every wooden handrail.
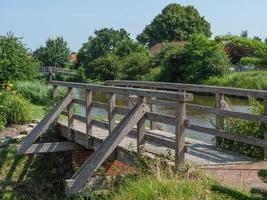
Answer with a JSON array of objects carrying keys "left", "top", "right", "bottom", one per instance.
[{"left": 106, "top": 80, "right": 267, "bottom": 98}]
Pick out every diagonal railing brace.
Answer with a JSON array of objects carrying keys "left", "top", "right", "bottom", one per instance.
[
  {"left": 65, "top": 97, "right": 146, "bottom": 194},
  {"left": 17, "top": 92, "right": 73, "bottom": 154}
]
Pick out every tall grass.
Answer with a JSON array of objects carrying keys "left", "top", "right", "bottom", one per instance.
[{"left": 204, "top": 71, "right": 267, "bottom": 90}]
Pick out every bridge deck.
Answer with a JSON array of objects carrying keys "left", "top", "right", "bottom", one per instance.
[{"left": 57, "top": 120, "right": 254, "bottom": 166}]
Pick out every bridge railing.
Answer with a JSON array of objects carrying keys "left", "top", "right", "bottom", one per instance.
[
  {"left": 39, "top": 66, "right": 77, "bottom": 76},
  {"left": 106, "top": 80, "right": 267, "bottom": 159},
  {"left": 50, "top": 80, "right": 193, "bottom": 165}
]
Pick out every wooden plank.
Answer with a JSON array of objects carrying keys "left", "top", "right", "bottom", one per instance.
[
  {"left": 86, "top": 90, "right": 93, "bottom": 147},
  {"left": 137, "top": 97, "right": 146, "bottom": 157},
  {"left": 175, "top": 101, "right": 186, "bottom": 165},
  {"left": 65, "top": 97, "right": 146, "bottom": 194},
  {"left": 50, "top": 80, "right": 193, "bottom": 101},
  {"left": 264, "top": 97, "right": 267, "bottom": 158},
  {"left": 17, "top": 92, "right": 73, "bottom": 154},
  {"left": 53, "top": 85, "right": 59, "bottom": 98},
  {"left": 106, "top": 80, "right": 267, "bottom": 98},
  {"left": 108, "top": 93, "right": 116, "bottom": 134},
  {"left": 67, "top": 88, "right": 74, "bottom": 140},
  {"left": 188, "top": 125, "right": 267, "bottom": 147},
  {"left": 215, "top": 93, "right": 224, "bottom": 147},
  {"left": 23, "top": 142, "right": 83, "bottom": 154},
  {"left": 150, "top": 97, "right": 157, "bottom": 130}
]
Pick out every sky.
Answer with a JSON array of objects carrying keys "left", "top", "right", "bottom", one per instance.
[{"left": 1, "top": 0, "right": 267, "bottom": 52}]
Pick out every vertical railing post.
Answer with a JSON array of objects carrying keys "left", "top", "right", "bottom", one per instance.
[
  {"left": 108, "top": 93, "right": 116, "bottom": 134},
  {"left": 49, "top": 68, "right": 53, "bottom": 82},
  {"left": 86, "top": 89, "right": 93, "bottom": 148},
  {"left": 215, "top": 93, "right": 225, "bottom": 147},
  {"left": 52, "top": 85, "right": 58, "bottom": 99},
  {"left": 263, "top": 97, "right": 267, "bottom": 159},
  {"left": 150, "top": 97, "right": 157, "bottom": 130},
  {"left": 137, "top": 96, "right": 146, "bottom": 157},
  {"left": 67, "top": 87, "right": 74, "bottom": 140},
  {"left": 175, "top": 101, "right": 186, "bottom": 166}
]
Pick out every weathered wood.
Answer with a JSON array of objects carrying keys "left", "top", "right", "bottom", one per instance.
[
  {"left": 53, "top": 85, "right": 59, "bottom": 99},
  {"left": 137, "top": 97, "right": 146, "bottom": 157},
  {"left": 150, "top": 97, "right": 157, "bottom": 130},
  {"left": 67, "top": 88, "right": 74, "bottom": 140},
  {"left": 215, "top": 93, "right": 225, "bottom": 147},
  {"left": 106, "top": 80, "right": 267, "bottom": 98},
  {"left": 50, "top": 80, "right": 193, "bottom": 101},
  {"left": 86, "top": 90, "right": 93, "bottom": 147},
  {"left": 23, "top": 142, "right": 83, "bottom": 154},
  {"left": 264, "top": 97, "right": 267, "bottom": 159},
  {"left": 65, "top": 97, "right": 146, "bottom": 194},
  {"left": 17, "top": 92, "right": 73, "bottom": 154},
  {"left": 108, "top": 93, "right": 116, "bottom": 134},
  {"left": 175, "top": 101, "right": 186, "bottom": 165},
  {"left": 188, "top": 125, "right": 267, "bottom": 147}
]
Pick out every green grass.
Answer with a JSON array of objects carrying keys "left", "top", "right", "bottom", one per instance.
[
  {"left": 28, "top": 104, "right": 45, "bottom": 120},
  {"left": 204, "top": 71, "right": 267, "bottom": 90}
]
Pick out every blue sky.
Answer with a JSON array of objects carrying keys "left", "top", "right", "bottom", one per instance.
[{"left": 1, "top": 0, "right": 267, "bottom": 51}]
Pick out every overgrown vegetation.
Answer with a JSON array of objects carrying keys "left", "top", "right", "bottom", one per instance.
[
  {"left": 218, "top": 98, "right": 264, "bottom": 158},
  {"left": 204, "top": 71, "right": 267, "bottom": 90}
]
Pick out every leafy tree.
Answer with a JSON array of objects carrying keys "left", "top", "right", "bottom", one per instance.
[
  {"left": 121, "top": 52, "right": 151, "bottom": 80},
  {"left": 0, "top": 32, "right": 38, "bottom": 83},
  {"left": 137, "top": 3, "right": 211, "bottom": 47},
  {"left": 33, "top": 36, "right": 71, "bottom": 68},
  {"left": 77, "top": 28, "right": 130, "bottom": 68},
  {"left": 265, "top": 38, "right": 267, "bottom": 43},
  {"left": 240, "top": 30, "right": 248, "bottom": 38},
  {"left": 88, "top": 54, "right": 122, "bottom": 80},
  {"left": 216, "top": 35, "right": 267, "bottom": 64},
  {"left": 159, "top": 35, "right": 230, "bottom": 83},
  {"left": 253, "top": 36, "right": 262, "bottom": 41}
]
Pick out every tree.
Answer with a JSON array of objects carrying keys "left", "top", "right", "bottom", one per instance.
[
  {"left": 88, "top": 54, "right": 122, "bottom": 80},
  {"left": 253, "top": 36, "right": 262, "bottom": 41},
  {"left": 121, "top": 52, "right": 151, "bottom": 80},
  {"left": 0, "top": 32, "right": 38, "bottom": 83},
  {"left": 240, "top": 30, "right": 248, "bottom": 38},
  {"left": 77, "top": 28, "right": 130, "bottom": 68},
  {"left": 158, "top": 35, "right": 230, "bottom": 83},
  {"left": 137, "top": 3, "right": 211, "bottom": 47},
  {"left": 33, "top": 36, "right": 71, "bottom": 68}
]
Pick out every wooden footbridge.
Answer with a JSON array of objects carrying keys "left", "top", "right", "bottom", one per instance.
[{"left": 16, "top": 79, "right": 267, "bottom": 194}]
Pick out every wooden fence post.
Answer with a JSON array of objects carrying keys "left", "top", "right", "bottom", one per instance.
[
  {"left": 52, "top": 85, "right": 59, "bottom": 99},
  {"left": 67, "top": 87, "right": 74, "bottom": 140},
  {"left": 86, "top": 90, "right": 92, "bottom": 148},
  {"left": 150, "top": 97, "right": 157, "bottom": 130},
  {"left": 215, "top": 93, "right": 225, "bottom": 147},
  {"left": 263, "top": 97, "right": 267, "bottom": 159},
  {"left": 108, "top": 93, "right": 116, "bottom": 134},
  {"left": 175, "top": 101, "right": 186, "bottom": 166},
  {"left": 49, "top": 68, "right": 53, "bottom": 82},
  {"left": 137, "top": 96, "right": 146, "bottom": 157}
]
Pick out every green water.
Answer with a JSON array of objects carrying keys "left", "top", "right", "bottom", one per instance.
[{"left": 73, "top": 89, "right": 251, "bottom": 144}]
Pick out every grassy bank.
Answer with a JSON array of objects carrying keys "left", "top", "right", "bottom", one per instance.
[{"left": 204, "top": 71, "right": 267, "bottom": 90}]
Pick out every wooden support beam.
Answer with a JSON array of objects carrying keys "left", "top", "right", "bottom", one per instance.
[
  {"left": 67, "top": 88, "right": 74, "bottom": 140},
  {"left": 16, "top": 92, "right": 73, "bottom": 154},
  {"left": 23, "top": 142, "right": 83, "bottom": 154},
  {"left": 264, "top": 97, "right": 267, "bottom": 159},
  {"left": 175, "top": 101, "right": 186, "bottom": 166},
  {"left": 137, "top": 115, "right": 146, "bottom": 157},
  {"left": 215, "top": 93, "right": 225, "bottom": 147},
  {"left": 53, "top": 85, "right": 59, "bottom": 99},
  {"left": 108, "top": 93, "right": 116, "bottom": 134},
  {"left": 65, "top": 97, "right": 146, "bottom": 194},
  {"left": 86, "top": 90, "right": 93, "bottom": 147}
]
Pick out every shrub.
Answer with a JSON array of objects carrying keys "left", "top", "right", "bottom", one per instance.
[
  {"left": 14, "top": 80, "right": 52, "bottom": 105},
  {"left": 0, "top": 91, "right": 31, "bottom": 127},
  {"left": 218, "top": 98, "right": 264, "bottom": 158},
  {"left": 204, "top": 71, "right": 267, "bottom": 90}
]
